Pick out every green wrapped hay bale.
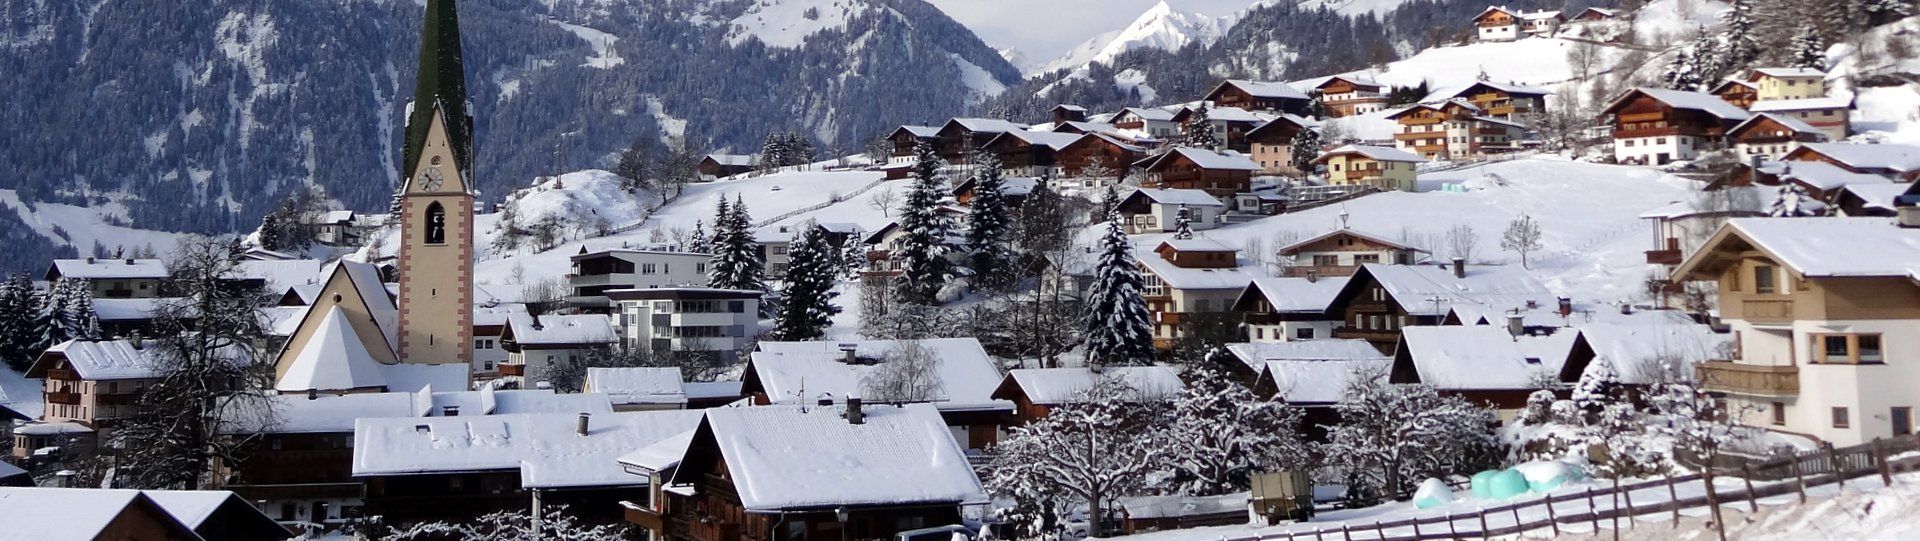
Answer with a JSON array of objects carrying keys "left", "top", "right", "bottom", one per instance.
[
  {"left": 1413, "top": 478, "right": 1454, "bottom": 509},
  {"left": 1470, "top": 470, "right": 1500, "bottom": 499},
  {"left": 1516, "top": 460, "right": 1582, "bottom": 492},
  {"left": 1485, "top": 469, "right": 1532, "bottom": 500}
]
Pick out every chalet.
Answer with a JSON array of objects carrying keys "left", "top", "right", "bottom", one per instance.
[
  {"left": 1748, "top": 67, "right": 1829, "bottom": 102},
  {"left": 1325, "top": 262, "right": 1557, "bottom": 352},
  {"left": 1637, "top": 194, "right": 1769, "bottom": 305},
  {"left": 1055, "top": 133, "right": 1149, "bottom": 181},
  {"left": 982, "top": 130, "right": 1081, "bottom": 177},
  {"left": 1569, "top": 7, "right": 1617, "bottom": 23},
  {"left": 1253, "top": 357, "right": 1389, "bottom": 439},
  {"left": 1387, "top": 100, "right": 1527, "bottom": 160},
  {"left": 1235, "top": 275, "right": 1350, "bottom": 344},
  {"left": 753, "top": 222, "right": 859, "bottom": 279},
  {"left": 1518, "top": 10, "right": 1564, "bottom": 36},
  {"left": 1313, "top": 145, "right": 1424, "bottom": 192},
  {"left": 89, "top": 298, "right": 175, "bottom": 338},
  {"left": 935, "top": 118, "right": 1028, "bottom": 164},
  {"left": 1114, "top": 188, "right": 1225, "bottom": 235},
  {"left": 742, "top": 338, "right": 1013, "bottom": 451},
  {"left": 568, "top": 248, "right": 711, "bottom": 309},
  {"left": 1111, "top": 107, "right": 1182, "bottom": 139},
  {"left": 45, "top": 258, "right": 168, "bottom": 299},
  {"left": 1304, "top": 75, "right": 1390, "bottom": 117},
  {"left": 1750, "top": 97, "right": 1853, "bottom": 142},
  {"left": 1168, "top": 105, "right": 1270, "bottom": 151},
  {"left": 1203, "top": 79, "right": 1313, "bottom": 116},
  {"left": 625, "top": 404, "right": 987, "bottom": 541},
  {"left": 1224, "top": 339, "right": 1386, "bottom": 386},
  {"left": 1711, "top": 80, "right": 1760, "bottom": 110},
  {"left": 310, "top": 210, "right": 361, "bottom": 246},
  {"left": 1832, "top": 183, "right": 1910, "bottom": 217},
  {"left": 952, "top": 176, "right": 1040, "bottom": 209},
  {"left": 1427, "top": 81, "right": 1550, "bottom": 119},
  {"left": 1601, "top": 88, "right": 1749, "bottom": 165},
  {"left": 990, "top": 367, "right": 1182, "bottom": 425},
  {"left": 1673, "top": 217, "right": 1920, "bottom": 445},
  {"left": 1274, "top": 228, "right": 1427, "bottom": 277},
  {"left": 500, "top": 313, "right": 618, "bottom": 388},
  {"left": 1557, "top": 323, "right": 1725, "bottom": 389},
  {"left": 17, "top": 339, "right": 176, "bottom": 458},
  {"left": 1245, "top": 115, "right": 1320, "bottom": 174},
  {"left": 0, "top": 487, "right": 292, "bottom": 541},
  {"left": 1390, "top": 325, "right": 1591, "bottom": 412},
  {"left": 1471, "top": 7, "right": 1520, "bottom": 41},
  {"left": 586, "top": 367, "right": 689, "bottom": 411},
  {"left": 1047, "top": 120, "right": 1122, "bottom": 137},
  {"left": 1052, "top": 104, "right": 1090, "bottom": 124},
  {"left": 471, "top": 303, "right": 525, "bottom": 378},
  {"left": 1728, "top": 113, "right": 1828, "bottom": 161},
  {"left": 354, "top": 409, "right": 702, "bottom": 524},
  {"left": 1140, "top": 239, "right": 1254, "bottom": 349},
  {"left": 698, "top": 154, "right": 758, "bottom": 179},
  {"left": 608, "top": 288, "right": 762, "bottom": 362},
  {"left": 1782, "top": 142, "right": 1920, "bottom": 182},
  {"left": 888, "top": 126, "right": 941, "bottom": 157},
  {"left": 1134, "top": 147, "right": 1261, "bottom": 199},
  {"left": 860, "top": 206, "right": 970, "bottom": 279}
]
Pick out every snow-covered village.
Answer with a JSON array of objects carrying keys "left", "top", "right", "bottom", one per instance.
[{"left": 2, "top": 0, "right": 1920, "bottom": 538}]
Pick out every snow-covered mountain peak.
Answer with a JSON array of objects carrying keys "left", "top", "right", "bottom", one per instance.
[{"left": 1035, "top": 1, "right": 1233, "bottom": 75}]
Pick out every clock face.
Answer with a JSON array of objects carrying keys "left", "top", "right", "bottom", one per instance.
[{"left": 421, "top": 167, "right": 445, "bottom": 191}]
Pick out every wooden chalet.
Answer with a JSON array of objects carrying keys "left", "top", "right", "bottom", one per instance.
[
  {"left": 0, "top": 487, "right": 294, "bottom": 541},
  {"left": 1167, "top": 105, "right": 1267, "bottom": 151},
  {"left": 1308, "top": 75, "right": 1390, "bottom": 117},
  {"left": 1274, "top": 228, "right": 1426, "bottom": 278},
  {"left": 1234, "top": 276, "right": 1350, "bottom": 345},
  {"left": 1052, "top": 104, "right": 1090, "bottom": 124},
  {"left": 1569, "top": 7, "right": 1617, "bottom": 23},
  {"left": 1312, "top": 144, "right": 1423, "bottom": 192},
  {"left": 1431, "top": 81, "right": 1549, "bottom": 119},
  {"left": 1601, "top": 87, "right": 1749, "bottom": 165},
  {"left": 1245, "top": 115, "right": 1317, "bottom": 175},
  {"left": 982, "top": 130, "right": 1080, "bottom": 177},
  {"left": 1384, "top": 99, "right": 1524, "bottom": 160},
  {"left": 888, "top": 126, "right": 941, "bottom": 157},
  {"left": 1056, "top": 133, "right": 1147, "bottom": 179},
  {"left": 625, "top": 404, "right": 986, "bottom": 541},
  {"left": 1711, "top": 80, "right": 1759, "bottom": 110},
  {"left": 1728, "top": 113, "right": 1827, "bottom": 161},
  {"left": 1471, "top": 6, "right": 1520, "bottom": 41},
  {"left": 741, "top": 338, "right": 1016, "bottom": 452},
  {"left": 1139, "top": 239, "right": 1252, "bottom": 349},
  {"left": 989, "top": 367, "right": 1183, "bottom": 425},
  {"left": 951, "top": 176, "right": 1040, "bottom": 209},
  {"left": 698, "top": 154, "right": 757, "bottom": 179},
  {"left": 1782, "top": 142, "right": 1920, "bottom": 182},
  {"left": 1203, "top": 79, "right": 1312, "bottom": 116},
  {"left": 934, "top": 118, "right": 1027, "bottom": 164},
  {"left": 1389, "top": 326, "right": 1592, "bottom": 410},
  {"left": 1134, "top": 147, "right": 1261, "bottom": 199},
  {"left": 1324, "top": 262, "right": 1555, "bottom": 353}
]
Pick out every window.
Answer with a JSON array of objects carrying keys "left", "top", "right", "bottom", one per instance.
[
  {"left": 1896, "top": 407, "right": 1914, "bottom": 436},
  {"left": 1815, "top": 334, "right": 1885, "bottom": 364},
  {"left": 1822, "top": 335, "right": 1849, "bottom": 361},
  {"left": 1753, "top": 265, "right": 1776, "bottom": 294},
  {"left": 1296, "top": 327, "right": 1315, "bottom": 340},
  {"left": 424, "top": 202, "right": 447, "bottom": 244},
  {"left": 1771, "top": 402, "right": 1786, "bottom": 426},
  {"left": 1832, "top": 407, "right": 1850, "bottom": 429},
  {"left": 1254, "top": 327, "right": 1265, "bottom": 339},
  {"left": 1860, "top": 335, "right": 1883, "bottom": 362},
  {"left": 1355, "top": 254, "right": 1380, "bottom": 264},
  {"left": 1314, "top": 255, "right": 1338, "bottom": 267}
]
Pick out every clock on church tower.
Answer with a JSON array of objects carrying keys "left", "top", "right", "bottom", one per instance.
[{"left": 393, "top": 0, "right": 476, "bottom": 367}]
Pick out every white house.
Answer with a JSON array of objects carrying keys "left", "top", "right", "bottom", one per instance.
[
  {"left": 500, "top": 313, "right": 619, "bottom": 388},
  {"left": 567, "top": 248, "right": 712, "bottom": 309},
  {"left": 608, "top": 288, "right": 761, "bottom": 362},
  {"left": 1114, "top": 188, "right": 1226, "bottom": 235},
  {"left": 1234, "top": 275, "right": 1350, "bottom": 343}
]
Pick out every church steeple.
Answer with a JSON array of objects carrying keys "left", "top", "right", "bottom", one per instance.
[{"left": 401, "top": 0, "right": 473, "bottom": 184}]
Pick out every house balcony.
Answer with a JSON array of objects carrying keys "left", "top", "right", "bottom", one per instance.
[
  {"left": 498, "top": 363, "right": 525, "bottom": 377},
  {"left": 1697, "top": 361, "right": 1799, "bottom": 397},
  {"left": 1332, "top": 328, "right": 1400, "bottom": 342},
  {"left": 1281, "top": 265, "right": 1361, "bottom": 278},
  {"left": 1646, "top": 248, "right": 1683, "bottom": 265},
  {"left": 95, "top": 393, "right": 137, "bottom": 406},
  {"left": 1743, "top": 299, "right": 1795, "bottom": 324},
  {"left": 45, "top": 392, "right": 81, "bottom": 405},
  {"left": 46, "top": 368, "right": 78, "bottom": 380},
  {"left": 623, "top": 503, "right": 667, "bottom": 532}
]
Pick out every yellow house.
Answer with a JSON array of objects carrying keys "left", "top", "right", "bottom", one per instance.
[
  {"left": 1749, "top": 68, "right": 1827, "bottom": 102},
  {"left": 1312, "top": 144, "right": 1424, "bottom": 192}
]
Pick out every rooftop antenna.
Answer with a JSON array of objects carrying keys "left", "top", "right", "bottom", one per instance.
[{"left": 1339, "top": 206, "right": 1351, "bottom": 229}]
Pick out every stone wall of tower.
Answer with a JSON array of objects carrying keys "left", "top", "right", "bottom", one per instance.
[{"left": 395, "top": 109, "right": 475, "bottom": 366}]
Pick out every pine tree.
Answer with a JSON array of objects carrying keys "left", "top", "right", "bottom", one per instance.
[
  {"left": 1288, "top": 129, "right": 1323, "bottom": 173},
  {"left": 25, "top": 285, "right": 55, "bottom": 356},
  {"left": 1719, "top": 0, "right": 1761, "bottom": 75},
  {"left": 0, "top": 274, "right": 39, "bottom": 371},
  {"left": 40, "top": 279, "right": 99, "bottom": 346},
  {"left": 1172, "top": 205, "right": 1195, "bottom": 240},
  {"left": 1083, "top": 207, "right": 1155, "bottom": 367},
  {"left": 1180, "top": 105, "right": 1222, "bottom": 150},
  {"left": 786, "top": 132, "right": 816, "bottom": 166},
  {"left": 890, "top": 142, "right": 956, "bottom": 306},
  {"left": 257, "top": 211, "right": 283, "bottom": 251},
  {"left": 1662, "top": 48, "right": 1706, "bottom": 91},
  {"left": 1570, "top": 356, "right": 1619, "bottom": 416},
  {"left": 705, "top": 199, "right": 735, "bottom": 285},
  {"left": 759, "top": 132, "right": 789, "bottom": 172},
  {"left": 687, "top": 220, "right": 710, "bottom": 253},
  {"left": 1789, "top": 24, "right": 1828, "bottom": 70},
  {"left": 709, "top": 197, "right": 766, "bottom": 292},
  {"left": 1769, "top": 183, "right": 1820, "bottom": 217},
  {"left": 964, "top": 149, "right": 1017, "bottom": 291},
  {"left": 772, "top": 224, "right": 841, "bottom": 341}
]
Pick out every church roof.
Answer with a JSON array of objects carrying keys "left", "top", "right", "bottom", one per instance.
[
  {"left": 400, "top": 0, "right": 473, "bottom": 183},
  {"left": 277, "top": 306, "right": 391, "bottom": 392}
]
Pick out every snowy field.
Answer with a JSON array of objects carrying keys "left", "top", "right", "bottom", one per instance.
[{"left": 0, "top": 189, "right": 197, "bottom": 258}]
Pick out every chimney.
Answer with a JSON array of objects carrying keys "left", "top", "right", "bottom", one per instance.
[
  {"left": 1620, "top": 303, "right": 1634, "bottom": 315},
  {"left": 307, "top": 388, "right": 318, "bottom": 401},
  {"left": 577, "top": 413, "right": 591, "bottom": 436},
  {"left": 838, "top": 343, "right": 858, "bottom": 364},
  {"left": 1306, "top": 270, "right": 1318, "bottom": 283},
  {"left": 1899, "top": 195, "right": 1920, "bottom": 228},
  {"left": 1452, "top": 258, "right": 1467, "bottom": 279},
  {"left": 125, "top": 258, "right": 134, "bottom": 265},
  {"left": 85, "top": 257, "right": 95, "bottom": 264},
  {"left": 530, "top": 313, "right": 544, "bottom": 331},
  {"left": 1506, "top": 315, "right": 1524, "bottom": 338},
  {"left": 1557, "top": 297, "right": 1573, "bottom": 318},
  {"left": 818, "top": 396, "right": 834, "bottom": 407},
  {"left": 846, "top": 396, "right": 865, "bottom": 425},
  {"left": 444, "top": 405, "right": 460, "bottom": 417}
]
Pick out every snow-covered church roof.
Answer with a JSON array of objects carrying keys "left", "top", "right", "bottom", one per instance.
[{"left": 278, "top": 306, "right": 390, "bottom": 392}]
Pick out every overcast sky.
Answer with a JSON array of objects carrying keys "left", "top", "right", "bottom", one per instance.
[{"left": 925, "top": 0, "right": 1267, "bottom": 65}]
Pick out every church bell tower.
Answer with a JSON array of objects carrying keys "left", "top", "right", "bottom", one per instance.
[{"left": 395, "top": 0, "right": 475, "bottom": 366}]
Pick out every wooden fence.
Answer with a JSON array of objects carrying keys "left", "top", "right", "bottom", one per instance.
[{"left": 1237, "top": 435, "right": 1920, "bottom": 541}]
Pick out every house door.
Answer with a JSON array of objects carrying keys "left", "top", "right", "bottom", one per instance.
[
  {"left": 1894, "top": 407, "right": 1912, "bottom": 436},
  {"left": 1656, "top": 153, "right": 1670, "bottom": 164}
]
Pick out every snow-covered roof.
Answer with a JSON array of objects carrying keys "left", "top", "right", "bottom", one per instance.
[
  {"left": 704, "top": 154, "right": 757, "bottom": 167},
  {"left": 331, "top": 260, "right": 400, "bottom": 353},
  {"left": 616, "top": 429, "right": 697, "bottom": 474},
  {"left": 1696, "top": 218, "right": 1920, "bottom": 278},
  {"left": 1000, "top": 366, "right": 1183, "bottom": 404},
  {"left": 1157, "top": 238, "right": 1236, "bottom": 253},
  {"left": 1731, "top": 113, "right": 1825, "bottom": 137},
  {"left": 1395, "top": 326, "right": 1577, "bottom": 390},
  {"left": 238, "top": 387, "right": 616, "bottom": 434},
  {"left": 277, "top": 306, "right": 390, "bottom": 392},
  {"left": 1188, "top": 106, "right": 1269, "bottom": 123},
  {"left": 11, "top": 421, "right": 93, "bottom": 436},
  {"left": 472, "top": 302, "right": 528, "bottom": 328},
  {"left": 1241, "top": 275, "right": 1350, "bottom": 313},
  {"left": 0, "top": 488, "right": 188, "bottom": 539},
  {"left": 688, "top": 403, "right": 986, "bottom": 510},
  {"left": 1839, "top": 183, "right": 1910, "bottom": 213},
  {"left": 429, "top": 388, "right": 615, "bottom": 417},
  {"left": 89, "top": 298, "right": 170, "bottom": 321},
  {"left": 1125, "top": 188, "right": 1226, "bottom": 207},
  {"left": 141, "top": 490, "right": 255, "bottom": 531},
  {"left": 988, "top": 130, "right": 1082, "bottom": 151},
  {"left": 1121, "top": 492, "right": 1250, "bottom": 519},
  {"left": 506, "top": 313, "right": 617, "bottom": 346},
  {"left": 1219, "top": 79, "right": 1311, "bottom": 100},
  {"left": 1749, "top": 67, "right": 1827, "bottom": 79},
  {"left": 354, "top": 410, "right": 704, "bottom": 490},
  {"left": 895, "top": 125, "right": 941, "bottom": 138},
  {"left": 749, "top": 338, "right": 1008, "bottom": 411},
  {"left": 1779, "top": 161, "right": 1896, "bottom": 191},
  {"left": 1140, "top": 147, "right": 1262, "bottom": 171},
  {"left": 1519, "top": 10, "right": 1562, "bottom": 20},
  {"left": 318, "top": 210, "right": 357, "bottom": 224},
  {"left": 1615, "top": 88, "right": 1750, "bottom": 120},
  {"left": 947, "top": 117, "right": 1026, "bottom": 133},
  {"left": 1572, "top": 324, "right": 1723, "bottom": 385},
  {"left": 244, "top": 392, "right": 417, "bottom": 433},
  {"left": 32, "top": 339, "right": 165, "bottom": 380},
  {"left": 585, "top": 367, "right": 688, "bottom": 406},
  {"left": 1791, "top": 142, "right": 1920, "bottom": 173},
  {"left": 1359, "top": 263, "right": 1555, "bottom": 318},
  {"left": 47, "top": 258, "right": 167, "bottom": 280},
  {"left": 1275, "top": 228, "right": 1424, "bottom": 255},
  {"left": 1259, "top": 359, "right": 1391, "bottom": 404},
  {"left": 1055, "top": 104, "right": 1089, "bottom": 112},
  {"left": 684, "top": 381, "right": 743, "bottom": 400},
  {"left": 1119, "top": 107, "right": 1178, "bottom": 122},
  {"left": 1749, "top": 96, "right": 1853, "bottom": 113},
  {"left": 1314, "top": 144, "right": 1424, "bottom": 164},
  {"left": 1139, "top": 253, "right": 1254, "bottom": 290},
  {"left": 1427, "top": 81, "right": 1552, "bottom": 103},
  {"left": 1225, "top": 339, "right": 1384, "bottom": 374}
]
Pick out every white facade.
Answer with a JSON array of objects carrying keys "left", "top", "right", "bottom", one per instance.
[
  {"left": 1246, "top": 320, "right": 1340, "bottom": 342},
  {"left": 613, "top": 289, "right": 761, "bottom": 362},
  {"left": 1478, "top": 23, "right": 1518, "bottom": 41},
  {"left": 1726, "top": 316, "right": 1918, "bottom": 446},
  {"left": 1124, "top": 202, "right": 1225, "bottom": 235},
  {"left": 567, "top": 250, "right": 712, "bottom": 308},
  {"left": 1614, "top": 134, "right": 1714, "bottom": 165}
]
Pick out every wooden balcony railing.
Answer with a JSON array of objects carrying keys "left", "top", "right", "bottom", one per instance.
[
  {"left": 1281, "top": 265, "right": 1361, "bottom": 278},
  {"left": 498, "top": 364, "right": 525, "bottom": 377},
  {"left": 1744, "top": 299, "right": 1795, "bottom": 323},
  {"left": 46, "top": 368, "right": 78, "bottom": 380},
  {"left": 1333, "top": 328, "right": 1401, "bottom": 342},
  {"left": 45, "top": 392, "right": 81, "bottom": 405},
  {"left": 1697, "top": 361, "right": 1799, "bottom": 397},
  {"left": 1646, "top": 248, "right": 1683, "bottom": 265},
  {"left": 624, "top": 504, "right": 667, "bottom": 531}
]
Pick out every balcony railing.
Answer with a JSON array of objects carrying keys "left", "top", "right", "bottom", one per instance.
[
  {"left": 1646, "top": 248, "right": 1683, "bottom": 265},
  {"left": 624, "top": 504, "right": 667, "bottom": 531},
  {"left": 1332, "top": 328, "right": 1400, "bottom": 342},
  {"left": 1744, "top": 299, "right": 1795, "bottom": 324},
  {"left": 45, "top": 392, "right": 80, "bottom": 405},
  {"left": 498, "top": 364, "right": 525, "bottom": 377},
  {"left": 1697, "top": 361, "right": 1799, "bottom": 397},
  {"left": 1281, "top": 265, "right": 1361, "bottom": 278}
]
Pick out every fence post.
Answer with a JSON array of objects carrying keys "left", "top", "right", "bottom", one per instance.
[
  {"left": 1314, "top": 527, "right": 1323, "bottom": 541},
  {"left": 1477, "top": 507, "right": 1489, "bottom": 540},
  {"left": 1373, "top": 521, "right": 1384, "bottom": 540},
  {"left": 1510, "top": 507, "right": 1523, "bottom": 536},
  {"left": 1666, "top": 473, "right": 1681, "bottom": 525},
  {"left": 1611, "top": 478, "right": 1622, "bottom": 539},
  {"left": 1827, "top": 442, "right": 1845, "bottom": 489},
  {"left": 1741, "top": 465, "right": 1758, "bottom": 513},
  {"left": 1341, "top": 523, "right": 1351, "bottom": 541},
  {"left": 1411, "top": 518, "right": 1421, "bottom": 539},
  {"left": 1448, "top": 513, "right": 1459, "bottom": 538},
  {"left": 1545, "top": 495, "right": 1560, "bottom": 536},
  {"left": 1620, "top": 477, "right": 1635, "bottom": 535},
  {"left": 1875, "top": 438, "right": 1893, "bottom": 487},
  {"left": 1794, "top": 451, "right": 1809, "bottom": 504}
]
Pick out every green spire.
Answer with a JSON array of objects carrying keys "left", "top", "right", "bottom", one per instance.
[{"left": 401, "top": 0, "right": 473, "bottom": 183}]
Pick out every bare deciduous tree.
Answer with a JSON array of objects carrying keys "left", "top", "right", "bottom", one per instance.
[
  {"left": 1501, "top": 214, "right": 1545, "bottom": 268},
  {"left": 1444, "top": 223, "right": 1479, "bottom": 263},
  {"left": 868, "top": 186, "right": 899, "bottom": 218},
  {"left": 861, "top": 341, "right": 945, "bottom": 402}
]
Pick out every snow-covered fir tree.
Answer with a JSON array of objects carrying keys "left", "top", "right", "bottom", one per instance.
[
  {"left": 838, "top": 226, "right": 868, "bottom": 279},
  {"left": 986, "top": 379, "right": 1163, "bottom": 539},
  {"left": 1180, "top": 105, "right": 1221, "bottom": 151},
  {"left": 963, "top": 149, "right": 1017, "bottom": 291},
  {"left": 686, "top": 220, "right": 710, "bottom": 253},
  {"left": 708, "top": 196, "right": 766, "bottom": 292},
  {"left": 1662, "top": 47, "right": 1706, "bottom": 91},
  {"left": 257, "top": 212, "right": 284, "bottom": 251},
  {"left": 889, "top": 142, "right": 956, "bottom": 306},
  {"left": 1171, "top": 205, "right": 1195, "bottom": 240},
  {"left": 786, "top": 132, "right": 816, "bottom": 166},
  {"left": 1323, "top": 369, "right": 1500, "bottom": 504},
  {"left": 41, "top": 279, "right": 100, "bottom": 346},
  {"left": 1570, "top": 356, "right": 1619, "bottom": 416},
  {"left": 1082, "top": 204, "right": 1155, "bottom": 367},
  {"left": 1789, "top": 24, "right": 1828, "bottom": 70},
  {"left": 771, "top": 224, "right": 841, "bottom": 341},
  {"left": 1769, "top": 183, "right": 1820, "bottom": 217},
  {"left": 1288, "top": 129, "right": 1322, "bottom": 173},
  {"left": 1165, "top": 356, "right": 1309, "bottom": 495},
  {"left": 0, "top": 274, "right": 39, "bottom": 371},
  {"left": 1718, "top": 0, "right": 1761, "bottom": 76},
  {"left": 705, "top": 199, "right": 734, "bottom": 284},
  {"left": 758, "top": 132, "right": 791, "bottom": 171}
]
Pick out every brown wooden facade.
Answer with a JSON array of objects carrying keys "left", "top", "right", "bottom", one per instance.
[
  {"left": 1604, "top": 90, "right": 1737, "bottom": 142},
  {"left": 1322, "top": 267, "right": 1446, "bottom": 353},
  {"left": 1712, "top": 81, "right": 1759, "bottom": 110},
  {"left": 1202, "top": 81, "right": 1311, "bottom": 116},
  {"left": 1056, "top": 134, "right": 1144, "bottom": 179},
  {"left": 1135, "top": 152, "right": 1253, "bottom": 200},
  {"left": 1449, "top": 82, "right": 1547, "bottom": 118},
  {"left": 983, "top": 133, "right": 1059, "bottom": 174}
]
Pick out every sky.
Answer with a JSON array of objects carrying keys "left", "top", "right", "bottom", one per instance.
[{"left": 925, "top": 0, "right": 1267, "bottom": 67}]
